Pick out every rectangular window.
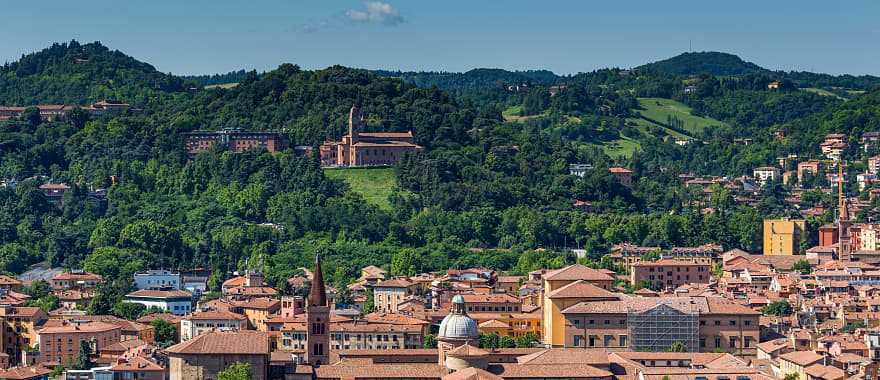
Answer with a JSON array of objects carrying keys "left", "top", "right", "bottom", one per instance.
[{"left": 619, "top": 335, "right": 627, "bottom": 347}]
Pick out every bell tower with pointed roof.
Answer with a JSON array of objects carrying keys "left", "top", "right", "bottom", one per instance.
[
  {"left": 305, "top": 253, "right": 330, "bottom": 365},
  {"left": 838, "top": 161, "right": 852, "bottom": 261}
]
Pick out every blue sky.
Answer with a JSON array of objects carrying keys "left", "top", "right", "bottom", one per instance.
[{"left": 1, "top": 1, "right": 878, "bottom": 75}]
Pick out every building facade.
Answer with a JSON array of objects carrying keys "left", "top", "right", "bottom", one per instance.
[
  {"left": 630, "top": 259, "right": 711, "bottom": 290},
  {"left": 319, "top": 106, "right": 422, "bottom": 167},
  {"left": 134, "top": 270, "right": 181, "bottom": 290},
  {"left": 124, "top": 290, "right": 193, "bottom": 315},
  {"left": 179, "top": 310, "right": 247, "bottom": 341},
  {"left": 763, "top": 219, "right": 806, "bottom": 256},
  {"left": 184, "top": 129, "right": 287, "bottom": 155},
  {"left": 37, "top": 321, "right": 121, "bottom": 365}
]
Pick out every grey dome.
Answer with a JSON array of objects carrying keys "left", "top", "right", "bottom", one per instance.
[
  {"left": 438, "top": 313, "right": 478, "bottom": 339},
  {"left": 438, "top": 295, "right": 477, "bottom": 339}
]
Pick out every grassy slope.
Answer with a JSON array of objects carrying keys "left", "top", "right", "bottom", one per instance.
[
  {"left": 636, "top": 97, "right": 726, "bottom": 134},
  {"left": 323, "top": 167, "right": 397, "bottom": 210},
  {"left": 801, "top": 87, "right": 846, "bottom": 100}
]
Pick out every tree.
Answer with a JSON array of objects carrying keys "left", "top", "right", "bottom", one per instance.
[
  {"left": 363, "top": 288, "right": 375, "bottom": 313},
  {"left": 151, "top": 319, "right": 178, "bottom": 348},
  {"left": 668, "top": 341, "right": 686, "bottom": 352},
  {"left": 515, "top": 332, "right": 540, "bottom": 348},
  {"left": 479, "top": 333, "right": 500, "bottom": 349},
  {"left": 641, "top": 251, "right": 661, "bottom": 262},
  {"left": 21, "top": 107, "right": 41, "bottom": 127},
  {"left": 423, "top": 334, "right": 438, "bottom": 349},
  {"left": 27, "top": 295, "right": 59, "bottom": 313},
  {"left": 843, "top": 320, "right": 866, "bottom": 333},
  {"left": 218, "top": 362, "right": 252, "bottom": 380},
  {"left": 499, "top": 335, "right": 516, "bottom": 348},
  {"left": 792, "top": 259, "right": 812, "bottom": 274},
  {"left": 784, "top": 373, "right": 799, "bottom": 380},
  {"left": 762, "top": 300, "right": 793, "bottom": 316},
  {"left": 73, "top": 340, "right": 92, "bottom": 370},
  {"left": 112, "top": 301, "right": 146, "bottom": 320}
]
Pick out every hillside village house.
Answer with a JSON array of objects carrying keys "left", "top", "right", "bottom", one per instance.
[
  {"left": 183, "top": 129, "right": 287, "bottom": 155},
  {"left": 134, "top": 270, "right": 181, "bottom": 290},
  {"left": 179, "top": 309, "right": 247, "bottom": 341},
  {"left": 319, "top": 106, "right": 422, "bottom": 167},
  {"left": 753, "top": 166, "right": 781, "bottom": 186},
  {"left": 50, "top": 270, "right": 102, "bottom": 290},
  {"left": 37, "top": 320, "right": 121, "bottom": 365},
  {"left": 123, "top": 289, "right": 193, "bottom": 315}
]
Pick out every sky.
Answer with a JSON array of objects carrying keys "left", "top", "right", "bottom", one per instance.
[{"left": 1, "top": 1, "right": 878, "bottom": 76}]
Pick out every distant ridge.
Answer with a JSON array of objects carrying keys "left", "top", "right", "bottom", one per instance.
[
  {"left": 637, "top": 51, "right": 767, "bottom": 76},
  {"left": 372, "top": 68, "right": 560, "bottom": 92}
]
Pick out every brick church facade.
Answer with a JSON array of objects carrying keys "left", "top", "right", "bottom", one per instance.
[{"left": 319, "top": 106, "right": 422, "bottom": 167}]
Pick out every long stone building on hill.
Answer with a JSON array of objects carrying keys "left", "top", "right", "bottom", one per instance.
[{"left": 319, "top": 106, "right": 422, "bottom": 167}]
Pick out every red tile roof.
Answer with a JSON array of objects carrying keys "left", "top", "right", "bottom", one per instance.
[
  {"left": 543, "top": 264, "right": 615, "bottom": 282},
  {"left": 165, "top": 330, "right": 268, "bottom": 355},
  {"left": 547, "top": 280, "right": 619, "bottom": 299}
]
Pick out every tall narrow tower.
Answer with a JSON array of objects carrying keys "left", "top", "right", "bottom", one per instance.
[
  {"left": 838, "top": 162, "right": 852, "bottom": 261},
  {"left": 305, "top": 253, "right": 330, "bottom": 366},
  {"left": 348, "top": 106, "right": 361, "bottom": 165}
]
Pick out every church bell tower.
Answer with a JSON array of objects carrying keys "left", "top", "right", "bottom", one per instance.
[{"left": 305, "top": 253, "right": 330, "bottom": 366}]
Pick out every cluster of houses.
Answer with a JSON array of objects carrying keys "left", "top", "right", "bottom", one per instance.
[
  {"left": 0, "top": 101, "right": 129, "bottom": 121},
  {"left": 5, "top": 227, "right": 880, "bottom": 379}
]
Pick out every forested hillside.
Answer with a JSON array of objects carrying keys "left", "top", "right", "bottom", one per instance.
[
  {"left": 2, "top": 41, "right": 880, "bottom": 314},
  {"left": 0, "top": 41, "right": 190, "bottom": 106},
  {"left": 637, "top": 52, "right": 766, "bottom": 76}
]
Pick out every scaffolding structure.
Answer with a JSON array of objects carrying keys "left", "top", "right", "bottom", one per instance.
[{"left": 627, "top": 302, "right": 699, "bottom": 352}]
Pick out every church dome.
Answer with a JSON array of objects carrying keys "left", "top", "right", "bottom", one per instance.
[{"left": 438, "top": 295, "right": 477, "bottom": 339}]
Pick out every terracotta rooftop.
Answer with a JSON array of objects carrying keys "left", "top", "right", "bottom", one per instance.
[
  {"left": 543, "top": 264, "right": 615, "bottom": 282},
  {"left": 478, "top": 319, "right": 509, "bottom": 329},
  {"left": 547, "top": 280, "right": 619, "bottom": 299},
  {"left": 460, "top": 293, "right": 519, "bottom": 303},
  {"left": 442, "top": 367, "right": 503, "bottom": 380},
  {"left": 126, "top": 289, "right": 192, "bottom": 298},
  {"left": 516, "top": 348, "right": 610, "bottom": 366},
  {"left": 0, "top": 275, "right": 23, "bottom": 286},
  {"left": 804, "top": 363, "right": 846, "bottom": 380},
  {"left": 184, "top": 309, "right": 246, "bottom": 321},
  {"left": 632, "top": 258, "right": 706, "bottom": 267},
  {"left": 51, "top": 271, "right": 102, "bottom": 281},
  {"left": 37, "top": 321, "right": 119, "bottom": 334},
  {"left": 110, "top": 356, "right": 164, "bottom": 372},
  {"left": 375, "top": 278, "right": 414, "bottom": 288},
  {"left": 0, "top": 365, "right": 52, "bottom": 379},
  {"left": 165, "top": 330, "right": 268, "bottom": 355},
  {"left": 447, "top": 344, "right": 489, "bottom": 358},
  {"left": 780, "top": 350, "right": 824, "bottom": 366}
]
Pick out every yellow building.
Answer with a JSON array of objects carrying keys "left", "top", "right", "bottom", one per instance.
[
  {"left": 539, "top": 264, "right": 616, "bottom": 347},
  {"left": 763, "top": 219, "right": 806, "bottom": 256},
  {"left": 470, "top": 311, "right": 542, "bottom": 338}
]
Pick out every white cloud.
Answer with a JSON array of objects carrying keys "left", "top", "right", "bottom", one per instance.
[
  {"left": 299, "top": 2, "right": 405, "bottom": 33},
  {"left": 346, "top": 2, "right": 405, "bottom": 26}
]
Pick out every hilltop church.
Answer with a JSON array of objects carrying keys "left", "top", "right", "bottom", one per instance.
[{"left": 319, "top": 106, "right": 422, "bottom": 167}]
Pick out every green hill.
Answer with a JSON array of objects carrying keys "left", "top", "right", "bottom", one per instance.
[
  {"left": 635, "top": 97, "right": 727, "bottom": 135},
  {"left": 637, "top": 52, "right": 767, "bottom": 76},
  {"left": 0, "top": 40, "right": 188, "bottom": 105},
  {"left": 324, "top": 167, "right": 398, "bottom": 210}
]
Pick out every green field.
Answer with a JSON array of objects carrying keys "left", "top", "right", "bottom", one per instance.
[
  {"left": 802, "top": 87, "right": 846, "bottom": 100},
  {"left": 204, "top": 82, "right": 239, "bottom": 89},
  {"left": 502, "top": 105, "right": 547, "bottom": 122},
  {"left": 600, "top": 137, "right": 640, "bottom": 158},
  {"left": 324, "top": 167, "right": 397, "bottom": 210},
  {"left": 626, "top": 117, "right": 690, "bottom": 139},
  {"left": 635, "top": 97, "right": 726, "bottom": 134}
]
